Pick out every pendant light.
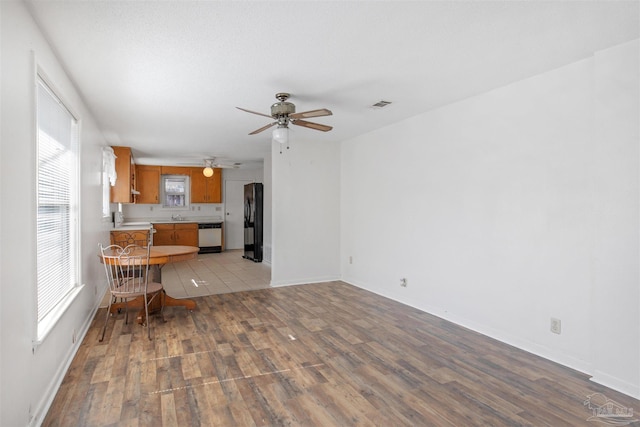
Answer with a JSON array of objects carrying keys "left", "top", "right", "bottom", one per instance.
[{"left": 202, "top": 159, "right": 214, "bottom": 177}]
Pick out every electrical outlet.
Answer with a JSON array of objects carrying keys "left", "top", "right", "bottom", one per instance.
[
  {"left": 550, "top": 318, "right": 561, "bottom": 334},
  {"left": 349, "top": 256, "right": 353, "bottom": 264},
  {"left": 400, "top": 278, "right": 408, "bottom": 287}
]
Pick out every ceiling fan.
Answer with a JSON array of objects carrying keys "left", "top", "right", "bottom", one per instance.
[
  {"left": 175, "top": 157, "right": 240, "bottom": 176},
  {"left": 237, "top": 93, "right": 333, "bottom": 146},
  {"left": 204, "top": 158, "right": 240, "bottom": 169},
  {"left": 201, "top": 158, "right": 240, "bottom": 177}
]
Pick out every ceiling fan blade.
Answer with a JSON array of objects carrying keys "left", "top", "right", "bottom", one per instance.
[
  {"left": 249, "top": 122, "right": 277, "bottom": 135},
  {"left": 292, "top": 119, "right": 333, "bottom": 132},
  {"left": 236, "top": 107, "right": 273, "bottom": 119},
  {"left": 289, "top": 108, "right": 333, "bottom": 119}
]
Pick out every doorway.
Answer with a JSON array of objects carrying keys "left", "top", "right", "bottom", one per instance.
[{"left": 224, "top": 179, "right": 253, "bottom": 250}]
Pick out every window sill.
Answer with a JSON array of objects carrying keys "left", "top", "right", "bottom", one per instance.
[{"left": 33, "top": 284, "right": 84, "bottom": 351}]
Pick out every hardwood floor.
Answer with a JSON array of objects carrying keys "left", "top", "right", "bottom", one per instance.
[{"left": 44, "top": 281, "right": 639, "bottom": 426}]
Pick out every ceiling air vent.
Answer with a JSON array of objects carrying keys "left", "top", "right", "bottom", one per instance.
[{"left": 371, "top": 100, "right": 392, "bottom": 108}]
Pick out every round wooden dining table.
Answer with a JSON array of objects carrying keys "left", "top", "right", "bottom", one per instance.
[{"left": 101, "top": 245, "right": 200, "bottom": 324}]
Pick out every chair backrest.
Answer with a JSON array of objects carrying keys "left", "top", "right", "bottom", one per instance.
[
  {"left": 111, "top": 230, "right": 150, "bottom": 247},
  {"left": 100, "top": 244, "right": 152, "bottom": 296}
]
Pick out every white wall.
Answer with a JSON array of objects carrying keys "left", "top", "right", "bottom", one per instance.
[
  {"left": 271, "top": 138, "right": 341, "bottom": 286},
  {"left": 0, "top": 2, "right": 110, "bottom": 425},
  {"left": 341, "top": 40, "right": 639, "bottom": 398},
  {"left": 591, "top": 40, "right": 640, "bottom": 395},
  {"left": 1, "top": 5, "right": 637, "bottom": 426}
]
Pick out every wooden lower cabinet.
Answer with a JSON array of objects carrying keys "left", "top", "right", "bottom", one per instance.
[
  {"left": 175, "top": 223, "right": 198, "bottom": 246},
  {"left": 153, "top": 223, "right": 198, "bottom": 247},
  {"left": 152, "top": 224, "right": 173, "bottom": 246}
]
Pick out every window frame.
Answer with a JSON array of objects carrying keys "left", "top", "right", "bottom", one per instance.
[
  {"left": 161, "top": 174, "right": 190, "bottom": 209},
  {"left": 34, "top": 70, "right": 83, "bottom": 345}
]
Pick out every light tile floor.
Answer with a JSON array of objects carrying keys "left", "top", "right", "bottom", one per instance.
[
  {"left": 161, "top": 249, "right": 271, "bottom": 298},
  {"left": 99, "top": 249, "right": 271, "bottom": 306}
]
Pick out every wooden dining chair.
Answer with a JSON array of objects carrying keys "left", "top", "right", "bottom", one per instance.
[
  {"left": 107, "top": 230, "right": 150, "bottom": 305},
  {"left": 99, "top": 243, "right": 164, "bottom": 341},
  {"left": 110, "top": 230, "right": 150, "bottom": 247}
]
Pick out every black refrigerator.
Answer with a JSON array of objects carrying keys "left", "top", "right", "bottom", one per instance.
[{"left": 243, "top": 183, "right": 263, "bottom": 262}]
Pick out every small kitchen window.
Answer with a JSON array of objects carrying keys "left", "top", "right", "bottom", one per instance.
[{"left": 161, "top": 174, "right": 190, "bottom": 208}]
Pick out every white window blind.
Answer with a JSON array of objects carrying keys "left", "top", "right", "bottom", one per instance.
[
  {"left": 162, "top": 175, "right": 189, "bottom": 207},
  {"left": 36, "top": 77, "right": 79, "bottom": 329}
]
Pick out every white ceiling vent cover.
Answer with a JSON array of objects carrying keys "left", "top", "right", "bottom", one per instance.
[{"left": 371, "top": 100, "right": 392, "bottom": 108}]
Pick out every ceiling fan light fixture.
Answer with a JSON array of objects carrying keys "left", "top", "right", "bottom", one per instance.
[
  {"left": 203, "top": 159, "right": 215, "bottom": 177},
  {"left": 272, "top": 126, "right": 289, "bottom": 145},
  {"left": 202, "top": 166, "right": 214, "bottom": 177}
]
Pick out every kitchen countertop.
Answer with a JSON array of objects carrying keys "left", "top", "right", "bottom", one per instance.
[
  {"left": 112, "top": 223, "right": 154, "bottom": 231},
  {"left": 113, "top": 217, "right": 223, "bottom": 230},
  {"left": 151, "top": 217, "right": 223, "bottom": 224}
]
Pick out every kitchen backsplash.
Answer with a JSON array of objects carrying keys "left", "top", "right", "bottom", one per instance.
[{"left": 113, "top": 203, "right": 224, "bottom": 222}]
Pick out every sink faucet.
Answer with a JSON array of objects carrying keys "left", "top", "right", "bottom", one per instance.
[{"left": 171, "top": 214, "right": 183, "bottom": 221}]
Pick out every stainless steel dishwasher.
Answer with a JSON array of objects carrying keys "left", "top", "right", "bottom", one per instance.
[{"left": 198, "top": 222, "right": 222, "bottom": 253}]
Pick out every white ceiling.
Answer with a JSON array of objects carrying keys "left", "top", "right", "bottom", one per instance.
[{"left": 26, "top": 1, "right": 639, "bottom": 168}]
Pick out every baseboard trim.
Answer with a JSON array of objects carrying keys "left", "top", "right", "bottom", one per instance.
[{"left": 29, "top": 294, "right": 102, "bottom": 427}]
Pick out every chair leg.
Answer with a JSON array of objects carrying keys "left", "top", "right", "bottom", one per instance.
[
  {"left": 144, "top": 293, "right": 151, "bottom": 340},
  {"left": 153, "top": 290, "right": 166, "bottom": 323},
  {"left": 99, "top": 299, "right": 112, "bottom": 342}
]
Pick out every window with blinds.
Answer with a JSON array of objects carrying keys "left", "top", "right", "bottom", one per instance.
[
  {"left": 161, "top": 175, "right": 190, "bottom": 208},
  {"left": 36, "top": 76, "right": 80, "bottom": 338}
]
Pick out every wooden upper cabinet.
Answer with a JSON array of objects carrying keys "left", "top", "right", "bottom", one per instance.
[
  {"left": 209, "top": 168, "right": 222, "bottom": 203},
  {"left": 190, "top": 167, "right": 222, "bottom": 203},
  {"left": 136, "top": 165, "right": 160, "bottom": 204},
  {"left": 161, "top": 166, "right": 191, "bottom": 175},
  {"left": 110, "top": 146, "right": 135, "bottom": 203},
  {"left": 190, "top": 169, "right": 207, "bottom": 203},
  {"left": 109, "top": 148, "right": 222, "bottom": 205}
]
